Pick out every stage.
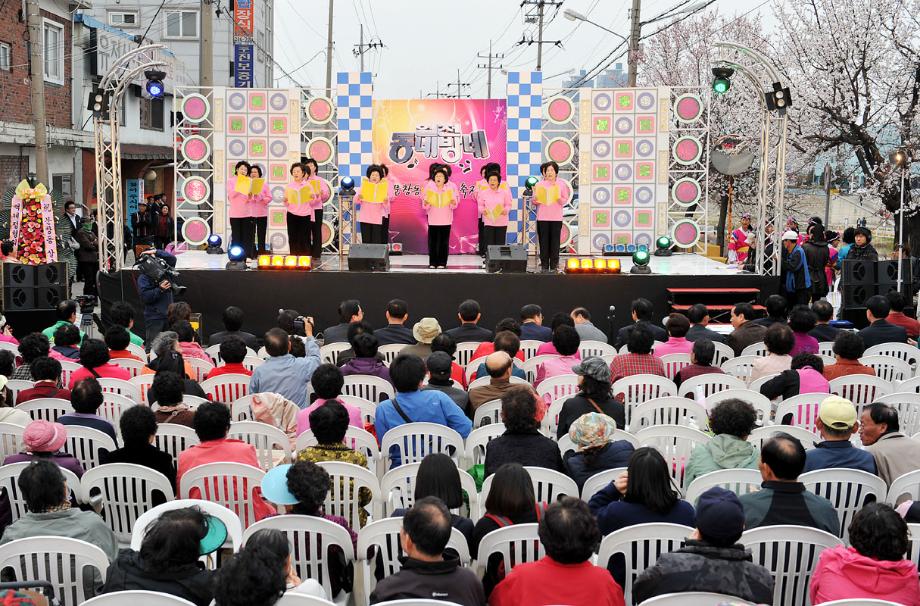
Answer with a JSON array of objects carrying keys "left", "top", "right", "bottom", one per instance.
[{"left": 99, "top": 251, "right": 779, "bottom": 342}]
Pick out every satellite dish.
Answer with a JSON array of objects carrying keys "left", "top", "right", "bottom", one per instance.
[{"left": 710, "top": 134, "right": 756, "bottom": 176}]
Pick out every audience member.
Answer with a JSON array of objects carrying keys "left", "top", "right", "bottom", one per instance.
[
  {"left": 674, "top": 339, "right": 725, "bottom": 387},
  {"left": 109, "top": 301, "right": 145, "bottom": 347},
  {"left": 208, "top": 305, "right": 259, "bottom": 350},
  {"left": 556, "top": 357, "right": 625, "bottom": 438},
  {"left": 17, "top": 356, "right": 70, "bottom": 404},
  {"left": 860, "top": 402, "right": 920, "bottom": 485},
  {"left": 100, "top": 405, "right": 176, "bottom": 491},
  {"left": 484, "top": 385, "right": 564, "bottom": 477},
  {"left": 886, "top": 290, "right": 920, "bottom": 339},
  {"left": 51, "top": 323, "right": 82, "bottom": 360},
  {"left": 534, "top": 325, "right": 581, "bottom": 386},
  {"left": 608, "top": 324, "right": 666, "bottom": 384},
  {"left": 150, "top": 371, "right": 196, "bottom": 426},
  {"left": 749, "top": 323, "right": 794, "bottom": 381},
  {"left": 753, "top": 294, "right": 788, "bottom": 328},
  {"left": 470, "top": 319, "right": 525, "bottom": 365},
  {"left": 725, "top": 303, "right": 767, "bottom": 357},
  {"left": 0, "top": 376, "right": 30, "bottom": 425},
  {"left": 685, "top": 399, "right": 759, "bottom": 486},
  {"left": 472, "top": 329, "right": 526, "bottom": 380},
  {"left": 250, "top": 327, "right": 320, "bottom": 409},
  {"left": 859, "top": 294, "right": 908, "bottom": 348},
  {"left": 105, "top": 326, "right": 141, "bottom": 361},
  {"left": 565, "top": 413, "right": 634, "bottom": 491},
  {"left": 322, "top": 299, "right": 363, "bottom": 344},
  {"left": 686, "top": 304, "right": 725, "bottom": 343},
  {"left": 2, "top": 420, "right": 83, "bottom": 476},
  {"left": 172, "top": 321, "right": 209, "bottom": 363},
  {"left": 59, "top": 377, "right": 117, "bottom": 442},
  {"left": 519, "top": 304, "right": 552, "bottom": 342},
  {"left": 848, "top": 225, "right": 879, "bottom": 260},
  {"left": 468, "top": 351, "right": 517, "bottom": 413},
  {"left": 334, "top": 320, "right": 378, "bottom": 367},
  {"left": 376, "top": 354, "right": 471, "bottom": 466},
  {"left": 809, "top": 300, "right": 840, "bottom": 342},
  {"left": 296, "top": 364, "right": 362, "bottom": 435},
  {"left": 102, "top": 507, "right": 220, "bottom": 606},
  {"left": 810, "top": 503, "right": 920, "bottom": 605},
  {"left": 178, "top": 402, "right": 275, "bottom": 520},
  {"left": 143, "top": 331, "right": 200, "bottom": 391},
  {"left": 402, "top": 317, "right": 441, "bottom": 359},
  {"left": 430, "top": 333, "right": 467, "bottom": 387},
  {"left": 490, "top": 497, "right": 624, "bottom": 606},
  {"left": 761, "top": 353, "right": 830, "bottom": 401},
  {"left": 445, "top": 299, "right": 492, "bottom": 343},
  {"left": 535, "top": 312, "right": 576, "bottom": 356},
  {"left": 206, "top": 337, "right": 252, "bottom": 378},
  {"left": 633, "top": 487, "right": 773, "bottom": 605},
  {"left": 423, "top": 352, "right": 470, "bottom": 413},
  {"left": 0, "top": 350, "right": 15, "bottom": 378},
  {"left": 340, "top": 332, "right": 390, "bottom": 384},
  {"left": 12, "top": 333, "right": 50, "bottom": 380},
  {"left": 789, "top": 306, "right": 820, "bottom": 355},
  {"left": 374, "top": 298, "right": 415, "bottom": 346},
  {"left": 653, "top": 313, "right": 693, "bottom": 357},
  {"left": 167, "top": 302, "right": 193, "bottom": 329},
  {"left": 739, "top": 433, "right": 839, "bottom": 534},
  {"left": 68, "top": 338, "right": 131, "bottom": 388},
  {"left": 823, "top": 331, "right": 875, "bottom": 380},
  {"left": 392, "top": 453, "right": 474, "bottom": 546},
  {"left": 571, "top": 307, "right": 608, "bottom": 343},
  {"left": 42, "top": 300, "right": 84, "bottom": 344},
  {"left": 803, "top": 396, "right": 877, "bottom": 474},
  {"left": 613, "top": 298, "right": 667, "bottom": 349},
  {"left": 238, "top": 529, "right": 327, "bottom": 599}
]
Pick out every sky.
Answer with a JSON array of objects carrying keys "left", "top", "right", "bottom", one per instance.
[{"left": 272, "top": 0, "right": 778, "bottom": 99}]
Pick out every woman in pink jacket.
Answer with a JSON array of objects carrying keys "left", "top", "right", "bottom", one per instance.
[
  {"left": 284, "top": 162, "right": 315, "bottom": 255},
  {"left": 353, "top": 164, "right": 389, "bottom": 245},
  {"left": 533, "top": 160, "right": 572, "bottom": 273},
  {"left": 380, "top": 163, "right": 392, "bottom": 243},
  {"left": 810, "top": 502, "right": 920, "bottom": 605},
  {"left": 248, "top": 164, "right": 272, "bottom": 257},
  {"left": 304, "top": 158, "right": 330, "bottom": 260},
  {"left": 227, "top": 160, "right": 254, "bottom": 257},
  {"left": 423, "top": 165, "right": 458, "bottom": 269},
  {"left": 479, "top": 169, "right": 512, "bottom": 248}
]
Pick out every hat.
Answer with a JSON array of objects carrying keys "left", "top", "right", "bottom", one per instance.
[
  {"left": 855, "top": 226, "right": 872, "bottom": 241},
  {"left": 781, "top": 230, "right": 799, "bottom": 241},
  {"left": 568, "top": 412, "right": 618, "bottom": 450},
  {"left": 412, "top": 318, "right": 442, "bottom": 345},
  {"left": 426, "top": 351, "right": 453, "bottom": 376},
  {"left": 22, "top": 420, "right": 67, "bottom": 453},
  {"left": 199, "top": 515, "right": 228, "bottom": 555},
  {"left": 740, "top": 212, "right": 751, "bottom": 220},
  {"left": 260, "top": 464, "right": 298, "bottom": 505},
  {"left": 571, "top": 357, "right": 611, "bottom": 383},
  {"left": 696, "top": 487, "right": 745, "bottom": 544},
  {"left": 818, "top": 395, "right": 857, "bottom": 430},
  {"left": 825, "top": 229, "right": 839, "bottom": 242}
]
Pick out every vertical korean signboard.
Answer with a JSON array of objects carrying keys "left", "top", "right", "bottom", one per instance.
[{"left": 233, "top": 0, "right": 254, "bottom": 87}]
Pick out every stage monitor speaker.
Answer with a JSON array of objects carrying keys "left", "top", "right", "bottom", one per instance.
[
  {"left": 486, "top": 245, "right": 527, "bottom": 273},
  {"left": 842, "top": 259, "right": 875, "bottom": 285},
  {"left": 1, "top": 263, "right": 68, "bottom": 310},
  {"left": 3, "top": 287, "right": 35, "bottom": 311},
  {"left": 34, "top": 263, "right": 67, "bottom": 287},
  {"left": 3, "top": 264, "right": 33, "bottom": 287},
  {"left": 348, "top": 244, "right": 389, "bottom": 272},
  {"left": 841, "top": 285, "right": 875, "bottom": 308}
]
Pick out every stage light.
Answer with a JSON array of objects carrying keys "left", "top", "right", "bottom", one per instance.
[
  {"left": 580, "top": 258, "right": 593, "bottom": 271},
  {"left": 606, "top": 259, "right": 621, "bottom": 274},
  {"left": 144, "top": 69, "right": 166, "bottom": 99},
  {"left": 389, "top": 242, "right": 403, "bottom": 255},
  {"left": 284, "top": 256, "right": 298, "bottom": 268},
  {"left": 271, "top": 255, "right": 284, "bottom": 267},
  {"left": 297, "top": 256, "right": 312, "bottom": 269},
  {"left": 711, "top": 67, "right": 734, "bottom": 95},
  {"left": 257, "top": 255, "right": 271, "bottom": 267},
  {"left": 765, "top": 81, "right": 792, "bottom": 115},
  {"left": 655, "top": 235, "right": 673, "bottom": 257},
  {"left": 602, "top": 244, "right": 616, "bottom": 256},
  {"left": 566, "top": 258, "right": 580, "bottom": 273},
  {"left": 524, "top": 176, "right": 539, "bottom": 196},
  {"left": 630, "top": 249, "right": 652, "bottom": 274},
  {"left": 225, "top": 245, "right": 247, "bottom": 270},
  {"left": 340, "top": 176, "right": 355, "bottom": 195},
  {"left": 206, "top": 234, "right": 224, "bottom": 255}
]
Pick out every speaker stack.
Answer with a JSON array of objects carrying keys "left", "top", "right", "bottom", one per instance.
[
  {"left": 347, "top": 244, "right": 390, "bottom": 272},
  {"left": 1, "top": 263, "right": 69, "bottom": 311},
  {"left": 840, "top": 259, "right": 914, "bottom": 327},
  {"left": 486, "top": 245, "right": 528, "bottom": 273}
]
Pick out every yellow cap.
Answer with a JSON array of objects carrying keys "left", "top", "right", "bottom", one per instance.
[{"left": 818, "top": 395, "right": 857, "bottom": 430}]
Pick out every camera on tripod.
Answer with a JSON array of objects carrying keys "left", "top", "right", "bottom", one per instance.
[{"left": 136, "top": 252, "right": 186, "bottom": 296}]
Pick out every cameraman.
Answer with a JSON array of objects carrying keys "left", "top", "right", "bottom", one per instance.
[{"left": 137, "top": 248, "right": 177, "bottom": 343}]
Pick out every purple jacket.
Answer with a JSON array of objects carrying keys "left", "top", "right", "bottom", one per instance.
[
  {"left": 340, "top": 357, "right": 392, "bottom": 384},
  {"left": 3, "top": 452, "right": 85, "bottom": 477}
]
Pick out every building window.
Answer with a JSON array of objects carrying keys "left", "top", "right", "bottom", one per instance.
[
  {"left": 52, "top": 174, "right": 73, "bottom": 200},
  {"left": 0, "top": 43, "right": 10, "bottom": 71},
  {"left": 42, "top": 19, "right": 64, "bottom": 85},
  {"left": 140, "top": 97, "right": 164, "bottom": 131},
  {"left": 164, "top": 10, "right": 198, "bottom": 39},
  {"left": 257, "top": 32, "right": 265, "bottom": 63},
  {"left": 108, "top": 11, "right": 139, "bottom": 28}
]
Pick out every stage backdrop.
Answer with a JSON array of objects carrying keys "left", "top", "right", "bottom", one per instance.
[{"left": 371, "top": 99, "right": 507, "bottom": 254}]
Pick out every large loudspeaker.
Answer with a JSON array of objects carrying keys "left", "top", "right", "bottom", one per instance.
[
  {"left": 1, "top": 263, "right": 68, "bottom": 310},
  {"left": 486, "top": 245, "right": 528, "bottom": 273},
  {"left": 347, "top": 244, "right": 389, "bottom": 272},
  {"left": 842, "top": 259, "right": 875, "bottom": 285}
]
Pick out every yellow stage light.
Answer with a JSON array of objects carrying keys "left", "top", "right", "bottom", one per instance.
[
  {"left": 257, "top": 255, "right": 271, "bottom": 267},
  {"left": 271, "top": 255, "right": 284, "bottom": 267},
  {"left": 297, "top": 256, "right": 312, "bottom": 269}
]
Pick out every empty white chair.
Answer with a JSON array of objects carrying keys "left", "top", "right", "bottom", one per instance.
[
  {"left": 129, "top": 375, "right": 155, "bottom": 405},
  {"left": 81, "top": 591, "right": 197, "bottom": 605},
  {"left": 828, "top": 375, "right": 893, "bottom": 409},
  {"left": 0, "top": 422, "right": 24, "bottom": 459},
  {"left": 612, "top": 375, "right": 677, "bottom": 428},
  {"left": 463, "top": 423, "right": 506, "bottom": 468},
  {"left": 629, "top": 397, "right": 707, "bottom": 432},
  {"left": 720, "top": 356, "right": 759, "bottom": 382},
  {"left": 15, "top": 397, "right": 72, "bottom": 422},
  {"left": 897, "top": 375, "right": 920, "bottom": 393},
  {"left": 740, "top": 525, "right": 843, "bottom": 606},
  {"left": 580, "top": 467, "right": 627, "bottom": 501},
  {"left": 676, "top": 374, "right": 746, "bottom": 399},
  {"left": 887, "top": 469, "right": 920, "bottom": 505},
  {"left": 684, "top": 468, "right": 763, "bottom": 505},
  {"left": 81, "top": 463, "right": 175, "bottom": 544},
  {"left": 201, "top": 373, "right": 250, "bottom": 403},
  {"left": 342, "top": 374, "right": 394, "bottom": 403},
  {"left": 186, "top": 357, "right": 215, "bottom": 382},
  {"left": 705, "top": 389, "right": 772, "bottom": 425},
  {"left": 775, "top": 392, "right": 835, "bottom": 434},
  {"left": 228, "top": 421, "right": 292, "bottom": 470},
  {"left": 230, "top": 394, "right": 259, "bottom": 421},
  {"left": 748, "top": 425, "right": 819, "bottom": 450},
  {"left": 154, "top": 423, "right": 200, "bottom": 466},
  {"left": 64, "top": 425, "right": 117, "bottom": 470},
  {"left": 740, "top": 342, "right": 768, "bottom": 357},
  {"left": 5, "top": 380, "right": 34, "bottom": 402},
  {"left": 475, "top": 523, "right": 543, "bottom": 578},
  {"left": 97, "top": 377, "right": 141, "bottom": 403},
  {"left": 874, "top": 392, "right": 920, "bottom": 436},
  {"left": 659, "top": 353, "right": 692, "bottom": 380},
  {"left": 800, "top": 468, "right": 887, "bottom": 543},
  {"left": 179, "top": 462, "right": 266, "bottom": 528},
  {"left": 0, "top": 461, "right": 82, "bottom": 523},
  {"left": 130, "top": 499, "right": 243, "bottom": 556},
  {"left": 315, "top": 461, "right": 381, "bottom": 530},
  {"left": 859, "top": 355, "right": 912, "bottom": 384},
  {"left": 472, "top": 399, "right": 502, "bottom": 428},
  {"left": 579, "top": 340, "right": 616, "bottom": 358},
  {"left": 296, "top": 426, "right": 380, "bottom": 474},
  {"left": 535, "top": 374, "right": 580, "bottom": 405},
  {"left": 0, "top": 536, "right": 110, "bottom": 605},
  {"left": 711, "top": 341, "right": 735, "bottom": 367},
  {"left": 636, "top": 425, "right": 711, "bottom": 491},
  {"left": 379, "top": 422, "right": 464, "bottom": 470},
  {"left": 320, "top": 342, "right": 351, "bottom": 365},
  {"left": 864, "top": 342, "right": 920, "bottom": 369},
  {"left": 637, "top": 593, "right": 756, "bottom": 606},
  {"left": 110, "top": 357, "right": 146, "bottom": 378}
]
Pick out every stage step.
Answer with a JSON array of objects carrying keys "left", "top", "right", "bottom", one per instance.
[{"left": 667, "top": 287, "right": 764, "bottom": 324}]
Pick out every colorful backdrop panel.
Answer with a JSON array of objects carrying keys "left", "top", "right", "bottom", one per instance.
[{"left": 506, "top": 71, "right": 543, "bottom": 245}]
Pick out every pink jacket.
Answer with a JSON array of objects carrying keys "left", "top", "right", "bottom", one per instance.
[
  {"left": 472, "top": 178, "right": 488, "bottom": 205},
  {"left": 248, "top": 184, "right": 272, "bottom": 218},
  {"left": 68, "top": 363, "right": 131, "bottom": 389},
  {"left": 534, "top": 354, "right": 580, "bottom": 388},
  {"left": 296, "top": 397, "right": 364, "bottom": 435},
  {"left": 478, "top": 187, "right": 512, "bottom": 227},
  {"left": 654, "top": 337, "right": 693, "bottom": 357},
  {"left": 354, "top": 192, "right": 389, "bottom": 225},
  {"left": 227, "top": 177, "right": 251, "bottom": 219},
  {"left": 534, "top": 179, "right": 571, "bottom": 222},
  {"left": 284, "top": 180, "right": 316, "bottom": 217},
  {"left": 810, "top": 545, "right": 920, "bottom": 605},
  {"left": 180, "top": 341, "right": 212, "bottom": 363},
  {"left": 307, "top": 177, "right": 331, "bottom": 212},
  {"left": 422, "top": 182, "right": 458, "bottom": 226}
]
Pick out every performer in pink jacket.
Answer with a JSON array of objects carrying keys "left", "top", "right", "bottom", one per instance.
[
  {"left": 381, "top": 163, "right": 393, "bottom": 242},
  {"left": 304, "top": 158, "right": 330, "bottom": 260},
  {"left": 533, "top": 160, "right": 572, "bottom": 272},
  {"left": 479, "top": 169, "right": 512, "bottom": 248},
  {"left": 284, "top": 162, "right": 316, "bottom": 255},
  {"left": 353, "top": 164, "right": 389, "bottom": 244},
  {"left": 422, "top": 166, "right": 458, "bottom": 269},
  {"left": 227, "top": 160, "right": 254, "bottom": 256},
  {"left": 248, "top": 164, "right": 272, "bottom": 257}
]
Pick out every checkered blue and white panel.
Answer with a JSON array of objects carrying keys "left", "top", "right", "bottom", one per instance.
[
  {"left": 505, "top": 71, "right": 543, "bottom": 245},
  {"left": 336, "top": 72, "right": 373, "bottom": 247}
]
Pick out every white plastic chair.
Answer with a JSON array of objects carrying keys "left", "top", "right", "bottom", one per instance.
[
  {"left": 800, "top": 468, "right": 887, "bottom": 542},
  {"left": 748, "top": 425, "right": 819, "bottom": 450},
  {"left": 539, "top": 396, "right": 568, "bottom": 437},
  {"left": 897, "top": 375, "right": 920, "bottom": 393},
  {"left": 740, "top": 525, "right": 843, "bottom": 606},
  {"left": 201, "top": 373, "right": 250, "bottom": 403},
  {"left": 711, "top": 341, "right": 735, "bottom": 367},
  {"left": 378, "top": 344, "right": 408, "bottom": 365},
  {"left": 481, "top": 466, "right": 578, "bottom": 511},
  {"left": 0, "top": 461, "right": 82, "bottom": 523},
  {"left": 81, "top": 591, "right": 197, "bottom": 605},
  {"left": 535, "top": 374, "right": 580, "bottom": 405},
  {"left": 888, "top": 469, "right": 920, "bottom": 505},
  {"left": 336, "top": 394, "right": 377, "bottom": 427},
  {"left": 829, "top": 375, "right": 893, "bottom": 409},
  {"left": 242, "top": 515, "right": 356, "bottom": 601},
  {"left": 154, "top": 423, "right": 200, "bottom": 466},
  {"left": 748, "top": 373, "right": 779, "bottom": 394},
  {"left": 472, "top": 399, "right": 502, "bottom": 428},
  {"left": 296, "top": 426, "right": 380, "bottom": 474},
  {"left": 379, "top": 422, "right": 464, "bottom": 470},
  {"left": 111, "top": 357, "right": 146, "bottom": 378},
  {"left": 612, "top": 374, "right": 677, "bottom": 428},
  {"left": 186, "top": 357, "right": 215, "bottom": 382},
  {"left": 464, "top": 358, "right": 486, "bottom": 384},
  {"left": 684, "top": 468, "right": 763, "bottom": 505},
  {"left": 720, "top": 356, "right": 759, "bottom": 382},
  {"left": 0, "top": 422, "right": 24, "bottom": 459},
  {"left": 629, "top": 397, "right": 707, "bottom": 432},
  {"left": 874, "top": 392, "right": 920, "bottom": 436},
  {"left": 81, "top": 463, "right": 175, "bottom": 544},
  {"left": 228, "top": 421, "right": 293, "bottom": 469},
  {"left": 519, "top": 339, "right": 542, "bottom": 360},
  {"left": 315, "top": 461, "right": 381, "bottom": 530},
  {"left": 676, "top": 374, "right": 746, "bottom": 399},
  {"left": 814, "top": 601, "right": 909, "bottom": 606},
  {"left": 15, "top": 397, "right": 72, "bottom": 422},
  {"left": 378, "top": 461, "right": 478, "bottom": 520},
  {"left": 463, "top": 423, "right": 506, "bottom": 468},
  {"left": 179, "top": 461, "right": 267, "bottom": 528},
  {"left": 659, "top": 353, "right": 691, "bottom": 380},
  {"left": 205, "top": 343, "right": 260, "bottom": 365},
  {"left": 0, "top": 536, "right": 110, "bottom": 605},
  {"left": 859, "top": 355, "right": 912, "bottom": 384},
  {"left": 580, "top": 467, "right": 627, "bottom": 501},
  {"left": 59, "top": 359, "right": 81, "bottom": 386},
  {"left": 275, "top": 596, "right": 336, "bottom": 606},
  {"left": 468, "top": 375, "right": 527, "bottom": 391},
  {"left": 775, "top": 392, "right": 836, "bottom": 434},
  {"left": 5, "top": 380, "right": 34, "bottom": 402},
  {"left": 125, "top": 343, "right": 147, "bottom": 360},
  {"left": 636, "top": 425, "right": 711, "bottom": 491},
  {"left": 818, "top": 341, "right": 836, "bottom": 358},
  {"left": 320, "top": 342, "right": 351, "bottom": 365},
  {"left": 182, "top": 395, "right": 208, "bottom": 408},
  {"left": 242, "top": 356, "right": 265, "bottom": 372},
  {"left": 637, "top": 593, "right": 756, "bottom": 606},
  {"left": 99, "top": 391, "right": 138, "bottom": 434},
  {"left": 705, "top": 389, "right": 772, "bottom": 425},
  {"left": 864, "top": 342, "right": 920, "bottom": 369},
  {"left": 520, "top": 354, "right": 557, "bottom": 383},
  {"left": 97, "top": 377, "right": 141, "bottom": 403},
  {"left": 740, "top": 342, "right": 768, "bottom": 357},
  {"left": 342, "top": 374, "right": 394, "bottom": 403},
  {"left": 596, "top": 522, "right": 693, "bottom": 605},
  {"left": 130, "top": 498, "right": 244, "bottom": 556},
  {"left": 64, "top": 425, "right": 117, "bottom": 470},
  {"left": 453, "top": 342, "right": 480, "bottom": 368},
  {"left": 475, "top": 523, "right": 543, "bottom": 578},
  {"left": 130, "top": 374, "right": 155, "bottom": 405},
  {"left": 230, "top": 394, "right": 258, "bottom": 420},
  {"left": 579, "top": 340, "right": 616, "bottom": 358}
]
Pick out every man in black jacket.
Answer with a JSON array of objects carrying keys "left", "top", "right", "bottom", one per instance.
[
  {"left": 809, "top": 300, "right": 839, "bottom": 342},
  {"left": 613, "top": 298, "right": 668, "bottom": 349},
  {"left": 685, "top": 304, "right": 725, "bottom": 343},
  {"left": 374, "top": 298, "right": 415, "bottom": 346},
  {"left": 370, "top": 497, "right": 485, "bottom": 605},
  {"left": 859, "top": 294, "right": 908, "bottom": 348},
  {"left": 634, "top": 487, "right": 774, "bottom": 605},
  {"left": 445, "top": 299, "right": 492, "bottom": 343},
  {"left": 208, "top": 305, "right": 259, "bottom": 350}
]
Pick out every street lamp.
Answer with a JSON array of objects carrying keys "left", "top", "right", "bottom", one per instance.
[
  {"left": 893, "top": 147, "right": 913, "bottom": 292},
  {"left": 501, "top": 67, "right": 574, "bottom": 79},
  {"left": 563, "top": 8, "right": 628, "bottom": 41}
]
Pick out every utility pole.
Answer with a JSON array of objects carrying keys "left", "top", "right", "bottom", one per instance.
[
  {"left": 519, "top": 1, "right": 564, "bottom": 72},
  {"left": 446, "top": 69, "right": 471, "bottom": 99},
  {"left": 325, "top": 0, "right": 334, "bottom": 92},
  {"left": 823, "top": 163, "right": 833, "bottom": 227},
  {"left": 427, "top": 81, "right": 449, "bottom": 99},
  {"left": 627, "top": 0, "right": 641, "bottom": 86},
  {"left": 477, "top": 40, "right": 504, "bottom": 99},
  {"left": 200, "top": 0, "right": 213, "bottom": 86},
  {"left": 353, "top": 24, "right": 384, "bottom": 73},
  {"left": 26, "top": 0, "right": 48, "bottom": 183}
]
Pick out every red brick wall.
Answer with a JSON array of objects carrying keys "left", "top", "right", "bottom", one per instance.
[
  {"left": 0, "top": 156, "right": 29, "bottom": 194},
  {"left": 0, "top": 6, "right": 72, "bottom": 128}
]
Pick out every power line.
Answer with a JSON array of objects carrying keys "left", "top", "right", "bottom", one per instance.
[
  {"left": 477, "top": 40, "right": 505, "bottom": 99},
  {"left": 519, "top": 0, "right": 565, "bottom": 71},
  {"left": 446, "top": 68, "right": 472, "bottom": 98}
]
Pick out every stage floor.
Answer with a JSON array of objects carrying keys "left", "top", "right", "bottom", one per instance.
[{"left": 174, "top": 250, "right": 745, "bottom": 276}]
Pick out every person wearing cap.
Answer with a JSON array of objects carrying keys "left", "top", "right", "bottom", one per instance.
[
  {"left": 484, "top": 385, "right": 564, "bottom": 478},
  {"left": 250, "top": 327, "right": 320, "bottom": 409},
  {"left": 846, "top": 225, "right": 878, "bottom": 261},
  {"left": 803, "top": 396, "right": 877, "bottom": 474},
  {"left": 633, "top": 486, "right": 774, "bottom": 605},
  {"left": 556, "top": 357, "right": 625, "bottom": 438},
  {"left": 444, "top": 299, "right": 493, "bottom": 344},
  {"left": 468, "top": 351, "right": 518, "bottom": 413},
  {"left": 423, "top": 351, "right": 470, "bottom": 413},
  {"left": 860, "top": 402, "right": 920, "bottom": 486},
  {"left": 803, "top": 224, "right": 831, "bottom": 301},
  {"left": 673, "top": 339, "right": 726, "bottom": 388},
  {"left": 564, "top": 413, "right": 634, "bottom": 491},
  {"left": 858, "top": 294, "right": 908, "bottom": 349},
  {"left": 101, "top": 507, "right": 221, "bottom": 605},
  {"left": 781, "top": 228, "right": 812, "bottom": 306},
  {"left": 739, "top": 433, "right": 839, "bottom": 535},
  {"left": 2, "top": 420, "right": 84, "bottom": 477},
  {"left": 401, "top": 317, "right": 442, "bottom": 359},
  {"left": 534, "top": 325, "right": 581, "bottom": 388},
  {"left": 685, "top": 399, "right": 760, "bottom": 486}
]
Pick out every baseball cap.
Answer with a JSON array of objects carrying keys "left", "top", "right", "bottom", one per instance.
[
  {"left": 695, "top": 486, "right": 745, "bottom": 544},
  {"left": 426, "top": 351, "right": 453, "bottom": 377},
  {"left": 781, "top": 230, "right": 799, "bottom": 241},
  {"left": 571, "top": 357, "right": 611, "bottom": 383},
  {"left": 818, "top": 395, "right": 857, "bottom": 430}
]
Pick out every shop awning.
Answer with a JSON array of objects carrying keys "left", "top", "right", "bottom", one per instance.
[{"left": 119, "top": 144, "right": 175, "bottom": 160}]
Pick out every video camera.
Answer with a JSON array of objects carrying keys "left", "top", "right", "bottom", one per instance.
[{"left": 136, "top": 252, "right": 186, "bottom": 296}]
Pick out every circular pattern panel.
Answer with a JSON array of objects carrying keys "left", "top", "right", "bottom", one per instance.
[
  {"left": 181, "top": 136, "right": 211, "bottom": 163},
  {"left": 635, "top": 139, "right": 655, "bottom": 158},
  {"left": 269, "top": 92, "right": 289, "bottom": 112},
  {"left": 249, "top": 116, "right": 267, "bottom": 135},
  {"left": 560, "top": 221, "right": 574, "bottom": 250},
  {"left": 635, "top": 233, "right": 653, "bottom": 249},
  {"left": 181, "top": 94, "right": 210, "bottom": 123},
  {"left": 615, "top": 116, "right": 633, "bottom": 135},
  {"left": 270, "top": 140, "right": 289, "bottom": 159},
  {"left": 592, "top": 233, "right": 611, "bottom": 252},
  {"left": 593, "top": 92, "right": 612, "bottom": 112},
  {"left": 321, "top": 220, "right": 336, "bottom": 247},
  {"left": 307, "top": 137, "right": 335, "bottom": 165},
  {"left": 672, "top": 177, "right": 702, "bottom": 207},
  {"left": 545, "top": 138, "right": 574, "bottom": 166},
  {"left": 270, "top": 232, "right": 288, "bottom": 252},
  {"left": 227, "top": 91, "right": 246, "bottom": 111},
  {"left": 673, "top": 136, "right": 703, "bottom": 165},
  {"left": 635, "top": 186, "right": 654, "bottom": 205},
  {"left": 613, "top": 210, "right": 632, "bottom": 228},
  {"left": 592, "top": 186, "right": 612, "bottom": 206},
  {"left": 592, "top": 140, "right": 611, "bottom": 159},
  {"left": 614, "top": 163, "right": 633, "bottom": 181},
  {"left": 547, "top": 97, "right": 574, "bottom": 124},
  {"left": 181, "top": 217, "right": 211, "bottom": 245},
  {"left": 636, "top": 91, "right": 656, "bottom": 111},
  {"left": 306, "top": 97, "right": 334, "bottom": 124},
  {"left": 672, "top": 219, "right": 702, "bottom": 248},
  {"left": 228, "top": 139, "right": 246, "bottom": 157},
  {"left": 182, "top": 177, "right": 210, "bottom": 204},
  {"left": 674, "top": 94, "right": 703, "bottom": 122}
]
